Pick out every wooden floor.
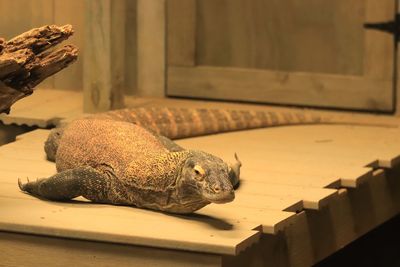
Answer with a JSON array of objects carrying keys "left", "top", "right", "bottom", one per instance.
[{"left": 2, "top": 89, "right": 400, "bottom": 266}]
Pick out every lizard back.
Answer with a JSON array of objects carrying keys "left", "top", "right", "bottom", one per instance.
[{"left": 56, "top": 118, "right": 184, "bottom": 191}]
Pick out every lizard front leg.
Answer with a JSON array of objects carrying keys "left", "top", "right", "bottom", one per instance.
[{"left": 18, "top": 166, "right": 110, "bottom": 202}]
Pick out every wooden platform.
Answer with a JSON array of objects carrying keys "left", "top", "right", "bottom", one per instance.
[{"left": 2, "top": 121, "right": 400, "bottom": 266}]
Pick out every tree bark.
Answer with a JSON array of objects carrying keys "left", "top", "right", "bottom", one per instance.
[{"left": 0, "top": 25, "right": 78, "bottom": 114}]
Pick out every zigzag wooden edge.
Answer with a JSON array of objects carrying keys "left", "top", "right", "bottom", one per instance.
[{"left": 0, "top": 129, "right": 264, "bottom": 256}]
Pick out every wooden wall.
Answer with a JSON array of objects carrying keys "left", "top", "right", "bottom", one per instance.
[
  {"left": 196, "top": 0, "right": 365, "bottom": 76},
  {"left": 0, "top": 0, "right": 137, "bottom": 94}
]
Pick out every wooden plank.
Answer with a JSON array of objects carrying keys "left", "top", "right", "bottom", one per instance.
[
  {"left": 53, "top": 0, "right": 85, "bottom": 91},
  {"left": 3, "top": 118, "right": 400, "bottom": 265},
  {"left": 0, "top": 231, "right": 223, "bottom": 267},
  {"left": 364, "top": 0, "right": 395, "bottom": 80},
  {"left": 0, "top": 196, "right": 260, "bottom": 256},
  {"left": 176, "top": 126, "right": 386, "bottom": 188},
  {"left": 167, "top": 0, "right": 196, "bottom": 66},
  {"left": 16, "top": 128, "right": 49, "bottom": 141},
  {"left": 167, "top": 0, "right": 395, "bottom": 112},
  {"left": 237, "top": 181, "right": 338, "bottom": 210},
  {"left": 124, "top": 0, "right": 138, "bottom": 95},
  {"left": 0, "top": 158, "right": 55, "bottom": 177},
  {"left": 0, "top": 180, "right": 296, "bottom": 236},
  {"left": 0, "top": 165, "right": 297, "bottom": 236},
  {"left": 280, "top": 169, "right": 400, "bottom": 267},
  {"left": 168, "top": 66, "right": 393, "bottom": 111},
  {"left": 199, "top": 204, "right": 296, "bottom": 235},
  {"left": 0, "top": 145, "right": 47, "bottom": 161},
  {"left": 0, "top": 179, "right": 297, "bottom": 236},
  {"left": 0, "top": 89, "right": 83, "bottom": 127},
  {"left": 83, "top": 0, "right": 125, "bottom": 112},
  {"left": 0, "top": 123, "right": 31, "bottom": 146},
  {"left": 136, "top": 0, "right": 166, "bottom": 97},
  {"left": 194, "top": 0, "right": 365, "bottom": 76},
  {"left": 0, "top": 129, "right": 298, "bottom": 236}
]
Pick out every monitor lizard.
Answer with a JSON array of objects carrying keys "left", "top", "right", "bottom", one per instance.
[{"left": 17, "top": 107, "right": 358, "bottom": 213}]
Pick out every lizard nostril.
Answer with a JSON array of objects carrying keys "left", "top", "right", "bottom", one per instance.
[{"left": 213, "top": 184, "right": 221, "bottom": 193}]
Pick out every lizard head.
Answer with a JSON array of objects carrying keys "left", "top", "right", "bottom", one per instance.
[{"left": 179, "top": 151, "right": 235, "bottom": 204}]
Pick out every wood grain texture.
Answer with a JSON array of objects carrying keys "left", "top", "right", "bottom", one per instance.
[
  {"left": 167, "top": 0, "right": 196, "bottom": 66},
  {"left": 53, "top": 0, "right": 85, "bottom": 91},
  {"left": 124, "top": 0, "right": 138, "bottom": 95},
  {"left": 194, "top": 0, "right": 365, "bottom": 75},
  {"left": 167, "top": 0, "right": 396, "bottom": 112},
  {"left": 0, "top": 130, "right": 262, "bottom": 256},
  {"left": 3, "top": 119, "right": 400, "bottom": 265},
  {"left": 0, "top": 231, "right": 222, "bottom": 267},
  {"left": 168, "top": 66, "right": 393, "bottom": 111},
  {"left": 83, "top": 0, "right": 126, "bottom": 113},
  {"left": 364, "top": 0, "right": 395, "bottom": 79},
  {"left": 0, "top": 89, "right": 82, "bottom": 127},
  {"left": 137, "top": 0, "right": 166, "bottom": 97}
]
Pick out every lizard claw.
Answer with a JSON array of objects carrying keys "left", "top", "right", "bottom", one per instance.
[{"left": 18, "top": 178, "right": 24, "bottom": 190}]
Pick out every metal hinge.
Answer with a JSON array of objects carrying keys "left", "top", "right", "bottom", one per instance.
[{"left": 364, "top": 14, "right": 400, "bottom": 36}]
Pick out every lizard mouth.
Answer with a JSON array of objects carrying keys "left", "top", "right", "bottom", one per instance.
[{"left": 204, "top": 191, "right": 235, "bottom": 204}]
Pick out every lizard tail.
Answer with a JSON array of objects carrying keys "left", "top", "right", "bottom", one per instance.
[{"left": 94, "top": 107, "right": 332, "bottom": 139}]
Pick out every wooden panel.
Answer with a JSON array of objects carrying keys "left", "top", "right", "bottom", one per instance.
[
  {"left": 0, "top": 129, "right": 298, "bottom": 236},
  {"left": 167, "top": 0, "right": 395, "bottom": 112},
  {"left": 136, "top": 0, "right": 166, "bottom": 97},
  {"left": 167, "top": 0, "right": 196, "bottom": 66},
  {"left": 53, "top": 0, "right": 85, "bottom": 91},
  {"left": 195, "top": 0, "right": 365, "bottom": 76},
  {"left": 124, "top": 0, "right": 138, "bottom": 95},
  {"left": 0, "top": 231, "right": 222, "bottom": 267},
  {"left": 3, "top": 120, "right": 400, "bottom": 265},
  {"left": 168, "top": 66, "right": 393, "bottom": 111},
  {"left": 0, "top": 196, "right": 261, "bottom": 255},
  {"left": 364, "top": 0, "right": 395, "bottom": 79},
  {"left": 83, "top": 0, "right": 126, "bottom": 112},
  {"left": 0, "top": 129, "right": 267, "bottom": 255},
  {"left": 0, "top": 89, "right": 83, "bottom": 127},
  {"left": 175, "top": 124, "right": 400, "bottom": 189},
  {"left": 0, "top": 123, "right": 32, "bottom": 146}
]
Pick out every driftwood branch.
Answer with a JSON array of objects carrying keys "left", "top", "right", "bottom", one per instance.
[{"left": 0, "top": 25, "right": 78, "bottom": 114}]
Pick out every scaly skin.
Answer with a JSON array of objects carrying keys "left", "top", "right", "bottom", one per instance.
[
  {"left": 91, "top": 107, "right": 329, "bottom": 139},
  {"left": 44, "top": 107, "right": 330, "bottom": 161},
  {"left": 20, "top": 118, "right": 238, "bottom": 214},
  {"left": 19, "top": 107, "right": 327, "bottom": 213}
]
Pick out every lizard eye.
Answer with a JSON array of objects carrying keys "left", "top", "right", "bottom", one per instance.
[{"left": 193, "top": 165, "right": 205, "bottom": 179}]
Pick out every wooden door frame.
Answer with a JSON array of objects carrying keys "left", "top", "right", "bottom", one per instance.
[{"left": 135, "top": 0, "right": 399, "bottom": 113}]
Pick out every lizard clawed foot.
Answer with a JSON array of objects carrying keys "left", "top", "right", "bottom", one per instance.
[
  {"left": 228, "top": 153, "right": 242, "bottom": 189},
  {"left": 17, "top": 177, "right": 31, "bottom": 191},
  {"left": 17, "top": 177, "right": 46, "bottom": 195},
  {"left": 18, "top": 177, "right": 31, "bottom": 191}
]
